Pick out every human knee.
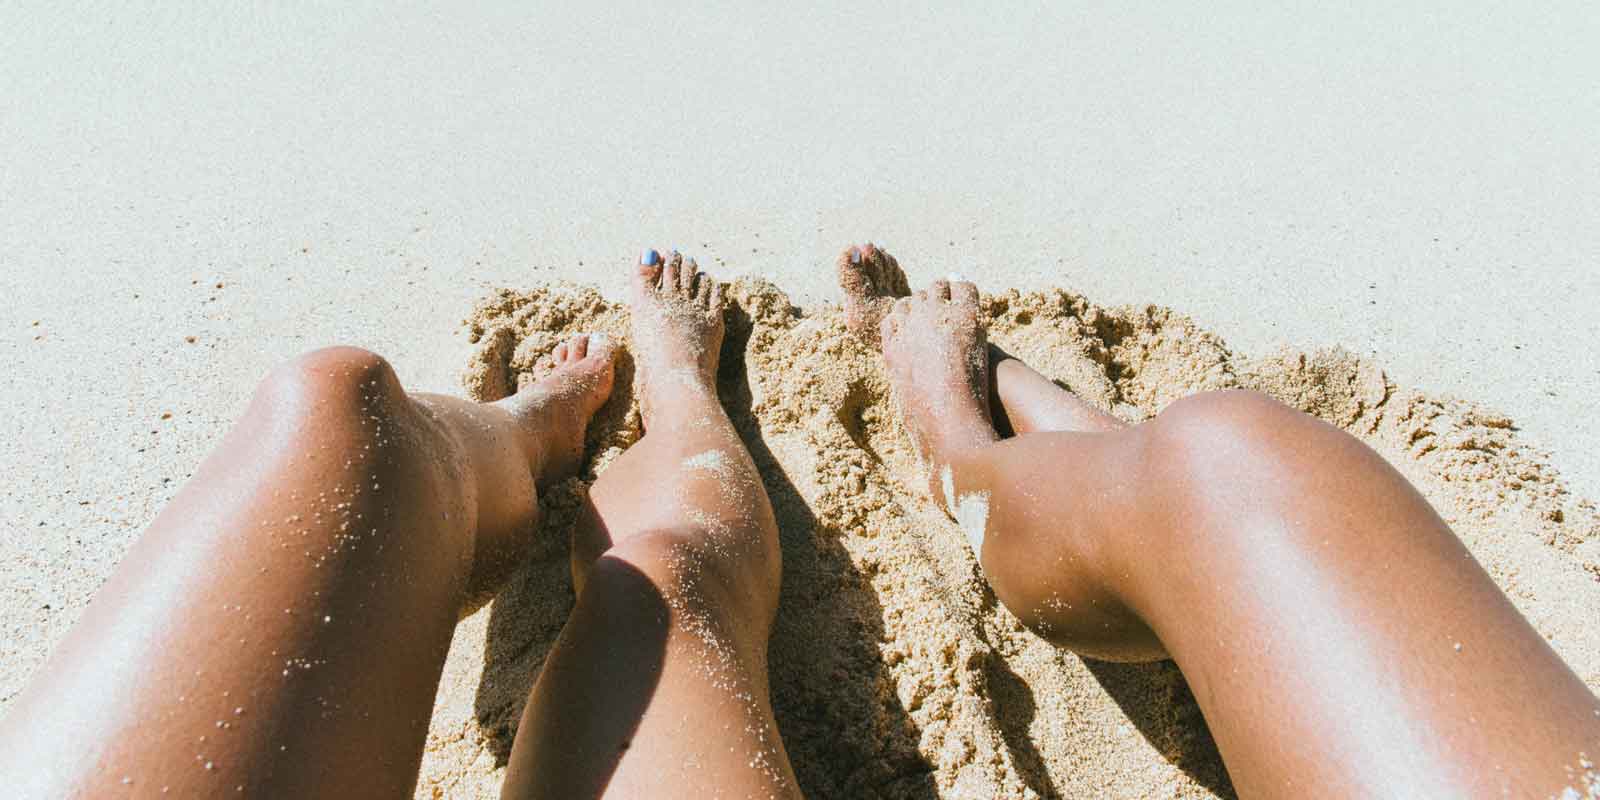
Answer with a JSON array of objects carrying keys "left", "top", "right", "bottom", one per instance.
[
  {"left": 256, "top": 346, "right": 407, "bottom": 422},
  {"left": 1148, "top": 389, "right": 1342, "bottom": 481},
  {"left": 592, "top": 528, "right": 776, "bottom": 628},
  {"left": 1147, "top": 388, "right": 1381, "bottom": 510}
]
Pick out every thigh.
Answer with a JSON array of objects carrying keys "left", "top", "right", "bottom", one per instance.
[
  {"left": 960, "top": 391, "right": 1600, "bottom": 797},
  {"left": 0, "top": 348, "right": 476, "bottom": 798}
]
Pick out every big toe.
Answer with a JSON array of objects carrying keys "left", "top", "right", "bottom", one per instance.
[
  {"left": 840, "top": 243, "right": 911, "bottom": 345},
  {"left": 579, "top": 331, "right": 617, "bottom": 363},
  {"left": 860, "top": 244, "right": 911, "bottom": 297},
  {"left": 948, "top": 274, "right": 980, "bottom": 307},
  {"left": 838, "top": 245, "right": 866, "bottom": 292},
  {"left": 538, "top": 333, "right": 614, "bottom": 412},
  {"left": 634, "top": 248, "right": 664, "bottom": 296}
]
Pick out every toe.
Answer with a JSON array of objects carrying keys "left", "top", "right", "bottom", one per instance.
[
  {"left": 636, "top": 248, "right": 663, "bottom": 288},
  {"left": 841, "top": 243, "right": 914, "bottom": 308},
  {"left": 553, "top": 342, "right": 570, "bottom": 363},
  {"left": 930, "top": 279, "right": 951, "bottom": 301},
  {"left": 661, "top": 251, "right": 683, "bottom": 292},
  {"left": 569, "top": 334, "right": 589, "bottom": 361},
  {"left": 951, "top": 280, "right": 979, "bottom": 306},
  {"left": 695, "top": 272, "right": 712, "bottom": 306},
  {"left": 883, "top": 251, "right": 910, "bottom": 295},
  {"left": 864, "top": 246, "right": 886, "bottom": 282},
  {"left": 585, "top": 332, "right": 615, "bottom": 362},
  {"left": 681, "top": 257, "right": 700, "bottom": 295},
  {"left": 838, "top": 245, "right": 870, "bottom": 295}
]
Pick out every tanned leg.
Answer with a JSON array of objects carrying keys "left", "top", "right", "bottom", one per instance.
[
  {"left": 840, "top": 244, "right": 1600, "bottom": 798},
  {"left": 501, "top": 251, "right": 800, "bottom": 799},
  {"left": 987, "top": 347, "right": 1125, "bottom": 435},
  {"left": 0, "top": 337, "right": 614, "bottom": 798}
]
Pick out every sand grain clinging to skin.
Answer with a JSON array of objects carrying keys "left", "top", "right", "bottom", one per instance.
[
  {"left": 683, "top": 449, "right": 730, "bottom": 474},
  {"left": 954, "top": 491, "right": 990, "bottom": 564},
  {"left": 415, "top": 279, "right": 1600, "bottom": 800}
]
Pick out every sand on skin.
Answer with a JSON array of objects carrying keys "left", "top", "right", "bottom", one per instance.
[{"left": 412, "top": 279, "right": 1600, "bottom": 799}]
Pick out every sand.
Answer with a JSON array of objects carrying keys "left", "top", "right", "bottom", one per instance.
[
  {"left": 5, "top": 6, "right": 1600, "bottom": 798},
  {"left": 404, "top": 279, "right": 1600, "bottom": 799}
]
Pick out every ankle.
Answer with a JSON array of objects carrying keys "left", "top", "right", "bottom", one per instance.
[
  {"left": 922, "top": 434, "right": 998, "bottom": 520},
  {"left": 640, "top": 374, "right": 721, "bottom": 426},
  {"left": 926, "top": 420, "right": 1000, "bottom": 465}
]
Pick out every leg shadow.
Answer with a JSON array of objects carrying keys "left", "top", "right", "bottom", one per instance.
[
  {"left": 983, "top": 655, "right": 1063, "bottom": 799},
  {"left": 473, "top": 346, "right": 643, "bottom": 763},
  {"left": 720, "top": 303, "right": 939, "bottom": 800},
  {"left": 471, "top": 540, "right": 578, "bottom": 762},
  {"left": 1084, "top": 658, "right": 1236, "bottom": 798},
  {"left": 471, "top": 298, "right": 938, "bottom": 797},
  {"left": 498, "top": 558, "right": 670, "bottom": 796}
]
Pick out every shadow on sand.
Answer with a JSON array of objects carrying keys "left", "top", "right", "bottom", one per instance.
[
  {"left": 1086, "top": 658, "right": 1235, "bottom": 798},
  {"left": 470, "top": 302, "right": 938, "bottom": 798}
]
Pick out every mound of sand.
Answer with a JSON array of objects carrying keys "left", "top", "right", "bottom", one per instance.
[{"left": 414, "top": 279, "right": 1600, "bottom": 799}]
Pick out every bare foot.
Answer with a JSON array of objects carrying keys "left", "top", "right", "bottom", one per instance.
[
  {"left": 629, "top": 248, "right": 726, "bottom": 425},
  {"left": 879, "top": 279, "right": 999, "bottom": 484},
  {"left": 497, "top": 332, "right": 617, "bottom": 488},
  {"left": 423, "top": 333, "right": 614, "bottom": 610},
  {"left": 837, "top": 243, "right": 911, "bottom": 346},
  {"left": 836, "top": 242, "right": 1120, "bottom": 437}
]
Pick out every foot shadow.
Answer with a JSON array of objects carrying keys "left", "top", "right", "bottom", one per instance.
[
  {"left": 982, "top": 655, "right": 1063, "bottom": 799},
  {"left": 1084, "top": 658, "right": 1236, "bottom": 798},
  {"left": 470, "top": 299, "right": 937, "bottom": 798},
  {"left": 471, "top": 345, "right": 643, "bottom": 765},
  {"left": 472, "top": 554, "right": 576, "bottom": 762},
  {"left": 495, "top": 559, "right": 671, "bottom": 796},
  {"left": 720, "top": 302, "right": 939, "bottom": 800}
]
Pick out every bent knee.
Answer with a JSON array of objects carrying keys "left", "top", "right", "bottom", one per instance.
[
  {"left": 255, "top": 346, "right": 407, "bottom": 420},
  {"left": 1146, "top": 389, "right": 1394, "bottom": 510},
  {"left": 1147, "top": 389, "right": 1365, "bottom": 483},
  {"left": 591, "top": 528, "right": 777, "bottom": 629},
  {"left": 1159, "top": 389, "right": 1302, "bottom": 433}
]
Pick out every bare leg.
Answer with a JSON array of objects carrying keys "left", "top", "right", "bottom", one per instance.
[
  {"left": 840, "top": 245, "right": 1600, "bottom": 797},
  {"left": 988, "top": 347, "right": 1125, "bottom": 435},
  {"left": 0, "top": 338, "right": 615, "bottom": 797},
  {"left": 502, "top": 251, "right": 800, "bottom": 799}
]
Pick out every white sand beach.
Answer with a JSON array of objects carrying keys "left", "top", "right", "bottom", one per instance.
[{"left": 3, "top": 4, "right": 1598, "bottom": 797}]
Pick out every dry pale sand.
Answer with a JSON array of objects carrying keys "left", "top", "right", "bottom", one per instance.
[
  {"left": 405, "top": 279, "right": 1600, "bottom": 799},
  {"left": 4, "top": 6, "right": 1600, "bottom": 799}
]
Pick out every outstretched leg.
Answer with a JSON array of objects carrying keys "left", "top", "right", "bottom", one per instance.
[
  {"left": 840, "top": 245, "right": 1600, "bottom": 798},
  {"left": 0, "top": 338, "right": 614, "bottom": 797},
  {"left": 502, "top": 251, "right": 800, "bottom": 799}
]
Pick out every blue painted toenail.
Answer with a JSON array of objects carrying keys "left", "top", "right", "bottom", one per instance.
[
  {"left": 850, "top": 247, "right": 862, "bottom": 264},
  {"left": 641, "top": 249, "right": 660, "bottom": 266}
]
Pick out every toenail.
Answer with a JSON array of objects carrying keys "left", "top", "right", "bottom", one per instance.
[
  {"left": 641, "top": 249, "right": 660, "bottom": 266},
  {"left": 850, "top": 247, "right": 862, "bottom": 264}
]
